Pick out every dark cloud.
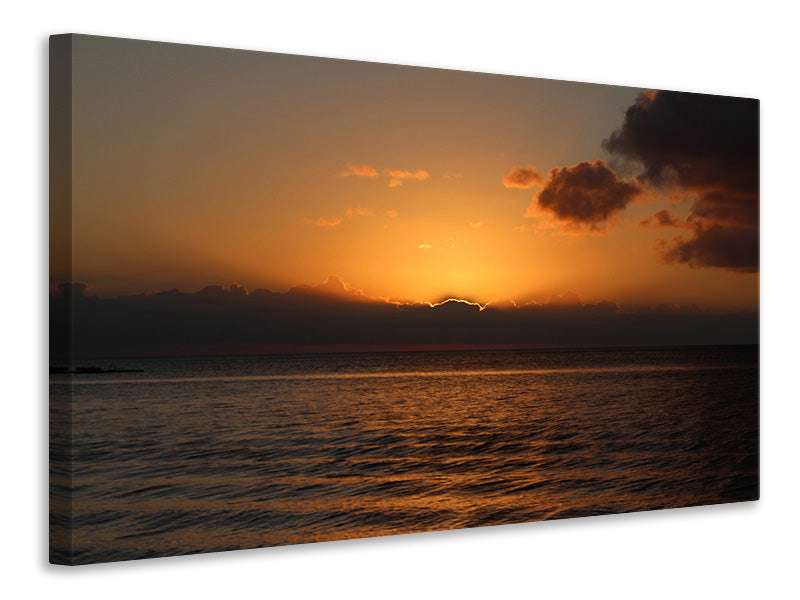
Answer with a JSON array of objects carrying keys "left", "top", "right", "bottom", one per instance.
[
  {"left": 690, "top": 190, "right": 758, "bottom": 227},
  {"left": 50, "top": 280, "right": 757, "bottom": 360},
  {"left": 529, "top": 160, "right": 642, "bottom": 229},
  {"left": 603, "top": 90, "right": 759, "bottom": 272},
  {"left": 639, "top": 209, "right": 684, "bottom": 229},
  {"left": 55, "top": 281, "right": 89, "bottom": 296},
  {"left": 545, "top": 291, "right": 583, "bottom": 307},
  {"left": 603, "top": 91, "right": 758, "bottom": 193},
  {"left": 503, "top": 166, "right": 543, "bottom": 189},
  {"left": 287, "top": 275, "right": 373, "bottom": 302},
  {"left": 657, "top": 224, "right": 759, "bottom": 273}
]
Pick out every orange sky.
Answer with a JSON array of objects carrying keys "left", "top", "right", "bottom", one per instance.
[{"left": 56, "top": 36, "right": 758, "bottom": 311}]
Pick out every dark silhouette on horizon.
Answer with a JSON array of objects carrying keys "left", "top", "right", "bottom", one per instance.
[{"left": 50, "top": 279, "right": 758, "bottom": 360}]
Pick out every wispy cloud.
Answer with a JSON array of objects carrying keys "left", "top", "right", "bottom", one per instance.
[
  {"left": 385, "top": 169, "right": 430, "bottom": 187},
  {"left": 346, "top": 207, "right": 376, "bottom": 217},
  {"left": 301, "top": 217, "right": 343, "bottom": 228},
  {"left": 503, "top": 166, "right": 544, "bottom": 189},
  {"left": 418, "top": 243, "right": 433, "bottom": 249},
  {"left": 339, "top": 164, "right": 379, "bottom": 178},
  {"left": 386, "top": 169, "right": 430, "bottom": 180},
  {"left": 386, "top": 209, "right": 399, "bottom": 218},
  {"left": 469, "top": 221, "right": 484, "bottom": 230},
  {"left": 338, "top": 164, "right": 431, "bottom": 188}
]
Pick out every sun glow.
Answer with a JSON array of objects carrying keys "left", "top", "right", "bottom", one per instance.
[{"left": 64, "top": 39, "right": 758, "bottom": 312}]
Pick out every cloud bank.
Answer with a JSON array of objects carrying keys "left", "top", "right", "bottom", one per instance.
[{"left": 51, "top": 280, "right": 757, "bottom": 359}]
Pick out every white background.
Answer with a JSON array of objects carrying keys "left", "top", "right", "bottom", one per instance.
[{"left": 2, "top": 1, "right": 797, "bottom": 597}]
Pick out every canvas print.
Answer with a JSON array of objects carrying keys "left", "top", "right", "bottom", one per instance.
[{"left": 49, "top": 34, "right": 759, "bottom": 565}]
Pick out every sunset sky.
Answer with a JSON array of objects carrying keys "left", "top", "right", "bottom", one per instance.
[{"left": 54, "top": 35, "right": 758, "bottom": 313}]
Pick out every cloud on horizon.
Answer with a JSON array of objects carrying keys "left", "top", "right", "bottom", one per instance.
[{"left": 50, "top": 279, "right": 758, "bottom": 359}]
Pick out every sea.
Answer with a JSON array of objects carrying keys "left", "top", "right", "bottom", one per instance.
[{"left": 49, "top": 345, "right": 759, "bottom": 564}]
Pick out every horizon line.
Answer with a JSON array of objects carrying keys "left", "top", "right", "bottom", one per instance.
[
  {"left": 50, "top": 276, "right": 759, "bottom": 315},
  {"left": 50, "top": 341, "right": 759, "bottom": 363}
]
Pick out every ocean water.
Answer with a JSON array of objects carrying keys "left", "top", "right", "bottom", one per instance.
[{"left": 50, "top": 346, "right": 759, "bottom": 564}]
